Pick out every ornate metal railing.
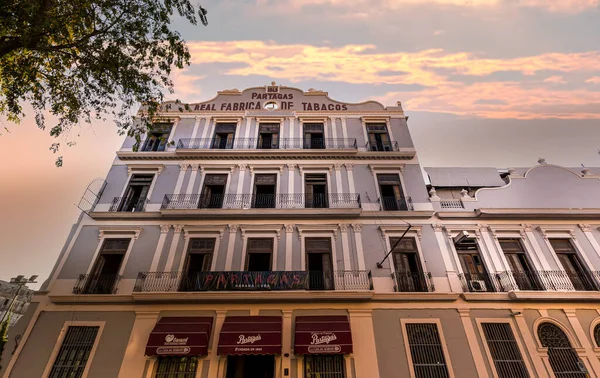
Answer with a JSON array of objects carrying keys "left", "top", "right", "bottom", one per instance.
[
  {"left": 73, "top": 274, "right": 121, "bottom": 294},
  {"left": 176, "top": 138, "right": 358, "bottom": 150},
  {"left": 459, "top": 272, "right": 504, "bottom": 293},
  {"left": 134, "top": 270, "right": 373, "bottom": 292},
  {"left": 109, "top": 197, "right": 147, "bottom": 212},
  {"left": 440, "top": 199, "right": 464, "bottom": 209},
  {"left": 380, "top": 196, "right": 413, "bottom": 211},
  {"left": 497, "top": 271, "right": 545, "bottom": 291},
  {"left": 161, "top": 193, "right": 361, "bottom": 210},
  {"left": 393, "top": 271, "right": 435, "bottom": 292},
  {"left": 365, "top": 140, "right": 399, "bottom": 152},
  {"left": 534, "top": 270, "right": 597, "bottom": 291},
  {"left": 462, "top": 270, "right": 598, "bottom": 293}
]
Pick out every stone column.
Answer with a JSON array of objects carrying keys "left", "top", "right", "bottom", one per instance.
[
  {"left": 348, "top": 310, "right": 380, "bottom": 378},
  {"left": 118, "top": 311, "right": 160, "bottom": 378},
  {"left": 173, "top": 164, "right": 189, "bottom": 195}
]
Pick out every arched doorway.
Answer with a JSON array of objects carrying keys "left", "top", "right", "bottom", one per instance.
[{"left": 537, "top": 322, "right": 587, "bottom": 377}]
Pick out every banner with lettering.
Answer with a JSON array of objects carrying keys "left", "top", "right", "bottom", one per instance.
[{"left": 186, "top": 271, "right": 309, "bottom": 291}]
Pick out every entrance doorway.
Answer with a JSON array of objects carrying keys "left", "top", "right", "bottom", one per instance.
[{"left": 226, "top": 355, "right": 275, "bottom": 378}]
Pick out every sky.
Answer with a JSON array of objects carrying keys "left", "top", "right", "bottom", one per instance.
[{"left": 1, "top": 0, "right": 600, "bottom": 288}]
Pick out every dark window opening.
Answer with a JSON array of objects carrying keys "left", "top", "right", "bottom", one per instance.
[
  {"left": 253, "top": 174, "right": 277, "bottom": 208},
  {"left": 550, "top": 239, "right": 595, "bottom": 291},
  {"left": 48, "top": 326, "right": 99, "bottom": 378},
  {"left": 499, "top": 239, "right": 542, "bottom": 290},
  {"left": 246, "top": 238, "right": 273, "bottom": 271},
  {"left": 391, "top": 238, "right": 426, "bottom": 292},
  {"left": 85, "top": 239, "right": 129, "bottom": 294},
  {"left": 594, "top": 324, "right": 600, "bottom": 347},
  {"left": 303, "top": 123, "right": 325, "bottom": 149},
  {"left": 226, "top": 355, "right": 274, "bottom": 378},
  {"left": 306, "top": 238, "right": 333, "bottom": 290},
  {"left": 456, "top": 239, "right": 494, "bottom": 292},
  {"left": 481, "top": 323, "right": 530, "bottom": 378},
  {"left": 120, "top": 174, "right": 153, "bottom": 212},
  {"left": 378, "top": 174, "right": 406, "bottom": 210},
  {"left": 155, "top": 356, "right": 198, "bottom": 378},
  {"left": 180, "top": 238, "right": 215, "bottom": 291},
  {"left": 200, "top": 174, "right": 227, "bottom": 208},
  {"left": 142, "top": 123, "right": 172, "bottom": 152},
  {"left": 305, "top": 174, "right": 328, "bottom": 208},
  {"left": 366, "top": 123, "right": 392, "bottom": 151},
  {"left": 405, "top": 323, "right": 450, "bottom": 378},
  {"left": 212, "top": 123, "right": 236, "bottom": 149},
  {"left": 258, "top": 124, "right": 280, "bottom": 149},
  {"left": 538, "top": 322, "right": 587, "bottom": 377},
  {"left": 304, "top": 355, "right": 345, "bottom": 378}
]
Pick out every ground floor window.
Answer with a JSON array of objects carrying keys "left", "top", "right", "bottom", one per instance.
[
  {"left": 226, "top": 355, "right": 274, "bottom": 378},
  {"left": 304, "top": 355, "right": 345, "bottom": 378},
  {"left": 155, "top": 356, "right": 198, "bottom": 378},
  {"left": 48, "top": 326, "right": 99, "bottom": 378}
]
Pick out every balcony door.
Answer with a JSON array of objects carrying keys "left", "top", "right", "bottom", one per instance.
[
  {"left": 391, "top": 238, "right": 425, "bottom": 292},
  {"left": 303, "top": 123, "right": 325, "bottom": 149},
  {"left": 253, "top": 174, "right": 277, "bottom": 208},
  {"left": 246, "top": 238, "right": 273, "bottom": 272},
  {"left": 306, "top": 238, "right": 333, "bottom": 290},
  {"left": 499, "top": 239, "right": 540, "bottom": 290},
  {"left": 212, "top": 123, "right": 236, "bottom": 149},
  {"left": 550, "top": 239, "right": 594, "bottom": 291},
  {"left": 199, "top": 174, "right": 227, "bottom": 208},
  {"left": 120, "top": 174, "right": 153, "bottom": 211},
  {"left": 456, "top": 239, "right": 493, "bottom": 291},
  {"left": 141, "top": 123, "right": 172, "bottom": 151},
  {"left": 305, "top": 174, "right": 328, "bottom": 208},
  {"left": 180, "top": 238, "right": 215, "bottom": 291},
  {"left": 258, "top": 123, "right": 279, "bottom": 149},
  {"left": 366, "top": 123, "right": 391, "bottom": 151},
  {"left": 86, "top": 239, "right": 129, "bottom": 294},
  {"left": 377, "top": 174, "right": 406, "bottom": 210}
]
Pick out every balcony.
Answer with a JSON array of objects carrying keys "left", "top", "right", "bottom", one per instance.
[
  {"left": 461, "top": 270, "right": 599, "bottom": 294},
  {"left": 176, "top": 138, "right": 358, "bottom": 150},
  {"left": 440, "top": 199, "right": 464, "bottom": 209},
  {"left": 109, "top": 196, "right": 147, "bottom": 212},
  {"left": 380, "top": 196, "right": 413, "bottom": 211},
  {"left": 393, "top": 271, "right": 435, "bottom": 292},
  {"left": 459, "top": 273, "right": 504, "bottom": 293},
  {"left": 73, "top": 274, "right": 121, "bottom": 294},
  {"left": 133, "top": 270, "right": 373, "bottom": 292},
  {"left": 365, "top": 140, "right": 399, "bottom": 152}
]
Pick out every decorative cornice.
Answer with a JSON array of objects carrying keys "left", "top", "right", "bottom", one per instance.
[
  {"left": 237, "top": 163, "right": 248, "bottom": 171},
  {"left": 579, "top": 224, "right": 592, "bottom": 232},
  {"left": 339, "top": 223, "right": 349, "bottom": 232},
  {"left": 98, "top": 227, "right": 142, "bottom": 240},
  {"left": 239, "top": 225, "right": 282, "bottom": 241},
  {"left": 296, "top": 224, "right": 339, "bottom": 240},
  {"left": 228, "top": 224, "right": 239, "bottom": 233},
  {"left": 183, "top": 226, "right": 227, "bottom": 240},
  {"left": 173, "top": 225, "right": 184, "bottom": 233},
  {"left": 127, "top": 164, "right": 165, "bottom": 175}
]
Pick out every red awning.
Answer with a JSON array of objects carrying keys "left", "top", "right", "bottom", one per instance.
[
  {"left": 146, "top": 317, "right": 213, "bottom": 356},
  {"left": 294, "top": 316, "right": 353, "bottom": 355},
  {"left": 217, "top": 316, "right": 282, "bottom": 355}
]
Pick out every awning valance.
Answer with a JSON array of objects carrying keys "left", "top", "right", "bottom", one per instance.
[
  {"left": 145, "top": 317, "right": 213, "bottom": 356},
  {"left": 217, "top": 316, "right": 282, "bottom": 355},
  {"left": 294, "top": 316, "right": 353, "bottom": 355}
]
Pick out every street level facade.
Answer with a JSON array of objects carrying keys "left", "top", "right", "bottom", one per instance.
[{"left": 3, "top": 83, "right": 600, "bottom": 378}]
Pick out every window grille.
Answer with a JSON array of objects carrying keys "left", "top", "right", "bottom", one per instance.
[
  {"left": 594, "top": 324, "right": 600, "bottom": 347},
  {"left": 366, "top": 123, "right": 387, "bottom": 132},
  {"left": 538, "top": 323, "right": 587, "bottom": 377},
  {"left": 481, "top": 323, "right": 529, "bottom": 378},
  {"left": 304, "top": 355, "right": 345, "bottom": 378},
  {"left": 155, "top": 356, "right": 198, "bottom": 378},
  {"left": 247, "top": 238, "right": 274, "bottom": 253},
  {"left": 48, "top": 326, "right": 99, "bottom": 378},
  {"left": 405, "top": 323, "right": 450, "bottom": 378},
  {"left": 189, "top": 238, "right": 215, "bottom": 253}
]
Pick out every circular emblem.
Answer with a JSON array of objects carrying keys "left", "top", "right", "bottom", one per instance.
[
  {"left": 264, "top": 101, "right": 279, "bottom": 111},
  {"left": 165, "top": 334, "right": 175, "bottom": 342}
]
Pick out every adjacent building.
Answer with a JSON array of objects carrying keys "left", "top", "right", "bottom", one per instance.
[
  {"left": 3, "top": 83, "right": 600, "bottom": 378},
  {"left": 0, "top": 281, "right": 33, "bottom": 328}
]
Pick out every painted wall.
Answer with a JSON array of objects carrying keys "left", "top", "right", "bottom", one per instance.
[
  {"left": 123, "top": 226, "right": 161, "bottom": 278},
  {"left": 0, "top": 302, "right": 39, "bottom": 377},
  {"left": 58, "top": 225, "right": 99, "bottom": 279},
  {"left": 98, "top": 165, "right": 128, "bottom": 204}
]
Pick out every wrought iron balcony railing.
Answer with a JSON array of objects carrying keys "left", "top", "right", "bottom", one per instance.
[
  {"left": 393, "top": 271, "right": 435, "bottom": 292},
  {"left": 440, "top": 199, "right": 464, "bottom": 209},
  {"left": 459, "top": 272, "right": 504, "bottom": 293},
  {"left": 176, "top": 138, "right": 358, "bottom": 150},
  {"left": 380, "top": 196, "right": 413, "bottom": 211},
  {"left": 73, "top": 274, "right": 121, "bottom": 294},
  {"left": 109, "top": 197, "right": 147, "bottom": 212},
  {"left": 365, "top": 140, "right": 399, "bottom": 152},
  {"left": 161, "top": 193, "right": 361, "bottom": 210},
  {"left": 134, "top": 270, "right": 373, "bottom": 292},
  {"left": 462, "top": 270, "right": 599, "bottom": 293}
]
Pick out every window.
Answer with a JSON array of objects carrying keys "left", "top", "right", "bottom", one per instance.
[
  {"left": 390, "top": 238, "right": 426, "bottom": 292},
  {"left": 456, "top": 238, "right": 495, "bottom": 292},
  {"left": 253, "top": 174, "right": 277, "bottom": 208},
  {"left": 549, "top": 239, "right": 595, "bottom": 291},
  {"left": 405, "top": 323, "right": 450, "bottom": 378},
  {"left": 82, "top": 239, "right": 130, "bottom": 294},
  {"left": 199, "top": 174, "right": 228, "bottom": 208},
  {"left": 48, "top": 326, "right": 99, "bottom": 378},
  {"left": 257, "top": 123, "right": 280, "bottom": 149},
  {"left": 305, "top": 238, "right": 333, "bottom": 290},
  {"left": 499, "top": 239, "right": 541, "bottom": 290},
  {"left": 537, "top": 322, "right": 587, "bottom": 377},
  {"left": 180, "top": 238, "right": 215, "bottom": 291},
  {"left": 155, "top": 356, "right": 198, "bottom": 378},
  {"left": 305, "top": 174, "right": 328, "bottom": 208},
  {"left": 304, "top": 355, "right": 345, "bottom": 378},
  {"left": 366, "top": 123, "right": 393, "bottom": 151},
  {"left": 212, "top": 123, "right": 236, "bottom": 149},
  {"left": 594, "top": 323, "right": 600, "bottom": 347},
  {"left": 115, "top": 174, "right": 153, "bottom": 212},
  {"left": 481, "top": 323, "right": 529, "bottom": 378},
  {"left": 377, "top": 174, "right": 406, "bottom": 210},
  {"left": 246, "top": 238, "right": 273, "bottom": 271},
  {"left": 142, "top": 123, "right": 172, "bottom": 152},
  {"left": 303, "top": 123, "right": 325, "bottom": 149}
]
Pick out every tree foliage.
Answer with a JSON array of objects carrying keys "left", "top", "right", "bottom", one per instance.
[
  {"left": 0, "top": 313, "right": 10, "bottom": 370},
  {"left": 0, "top": 0, "right": 207, "bottom": 166}
]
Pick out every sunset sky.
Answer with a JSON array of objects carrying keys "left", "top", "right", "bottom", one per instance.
[{"left": 1, "top": 0, "right": 600, "bottom": 288}]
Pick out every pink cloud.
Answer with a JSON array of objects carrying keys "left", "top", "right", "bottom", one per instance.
[{"left": 543, "top": 76, "right": 567, "bottom": 84}]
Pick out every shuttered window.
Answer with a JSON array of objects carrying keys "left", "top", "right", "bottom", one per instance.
[
  {"left": 405, "top": 323, "right": 450, "bottom": 378},
  {"left": 481, "top": 323, "right": 530, "bottom": 378},
  {"left": 305, "top": 238, "right": 332, "bottom": 253},
  {"left": 48, "top": 326, "right": 100, "bottom": 378}
]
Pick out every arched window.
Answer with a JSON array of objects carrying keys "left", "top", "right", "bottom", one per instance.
[
  {"left": 594, "top": 323, "right": 600, "bottom": 347},
  {"left": 537, "top": 322, "right": 587, "bottom": 377}
]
